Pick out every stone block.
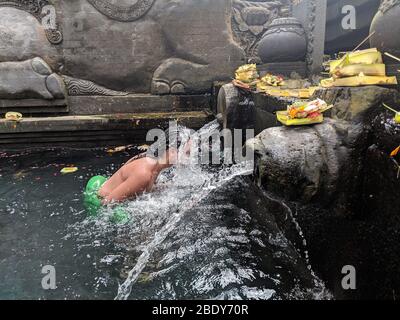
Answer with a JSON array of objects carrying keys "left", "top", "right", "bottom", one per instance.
[{"left": 314, "top": 86, "right": 399, "bottom": 122}]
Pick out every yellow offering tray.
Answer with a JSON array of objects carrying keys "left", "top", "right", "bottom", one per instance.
[
  {"left": 276, "top": 111, "right": 324, "bottom": 126},
  {"left": 321, "top": 75, "right": 398, "bottom": 88},
  {"left": 235, "top": 64, "right": 259, "bottom": 84},
  {"left": 5, "top": 112, "right": 23, "bottom": 122},
  {"left": 332, "top": 63, "right": 386, "bottom": 77},
  {"left": 330, "top": 48, "right": 383, "bottom": 71}
]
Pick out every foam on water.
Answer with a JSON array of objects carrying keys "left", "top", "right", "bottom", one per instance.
[{"left": 116, "top": 161, "right": 253, "bottom": 299}]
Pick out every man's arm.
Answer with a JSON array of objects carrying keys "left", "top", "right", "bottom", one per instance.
[{"left": 102, "top": 173, "right": 150, "bottom": 204}]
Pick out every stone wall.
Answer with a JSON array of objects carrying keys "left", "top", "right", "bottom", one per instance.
[
  {"left": 0, "top": 0, "right": 333, "bottom": 100},
  {"left": 0, "top": 0, "right": 248, "bottom": 96}
]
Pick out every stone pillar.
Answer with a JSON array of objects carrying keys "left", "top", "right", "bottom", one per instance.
[{"left": 292, "top": 0, "right": 327, "bottom": 75}]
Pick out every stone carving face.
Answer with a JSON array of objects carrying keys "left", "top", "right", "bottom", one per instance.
[
  {"left": 232, "top": 0, "right": 290, "bottom": 60},
  {"left": 235, "top": 6, "right": 274, "bottom": 35}
]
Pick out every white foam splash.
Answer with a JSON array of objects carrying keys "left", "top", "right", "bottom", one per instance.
[{"left": 114, "top": 121, "right": 253, "bottom": 300}]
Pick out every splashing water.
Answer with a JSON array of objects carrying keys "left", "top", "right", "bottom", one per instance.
[
  {"left": 67, "top": 120, "right": 330, "bottom": 300},
  {"left": 116, "top": 162, "right": 253, "bottom": 299},
  {"left": 115, "top": 121, "right": 253, "bottom": 299},
  {"left": 0, "top": 121, "right": 331, "bottom": 299}
]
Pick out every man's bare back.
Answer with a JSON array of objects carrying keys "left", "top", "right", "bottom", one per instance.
[{"left": 98, "top": 149, "right": 177, "bottom": 204}]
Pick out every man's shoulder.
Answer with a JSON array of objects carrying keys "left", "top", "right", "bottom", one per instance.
[{"left": 125, "top": 159, "right": 155, "bottom": 176}]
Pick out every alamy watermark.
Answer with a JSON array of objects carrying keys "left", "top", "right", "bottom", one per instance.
[
  {"left": 341, "top": 265, "right": 356, "bottom": 290},
  {"left": 41, "top": 265, "right": 57, "bottom": 290},
  {"left": 341, "top": 5, "right": 357, "bottom": 30},
  {"left": 41, "top": 5, "right": 57, "bottom": 30}
]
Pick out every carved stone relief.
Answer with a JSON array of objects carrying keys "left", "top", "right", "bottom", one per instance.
[
  {"left": 305, "top": 0, "right": 317, "bottom": 74},
  {"left": 379, "top": 0, "right": 400, "bottom": 13},
  {"left": 62, "top": 76, "right": 128, "bottom": 96},
  {"left": 86, "top": 0, "right": 155, "bottom": 22},
  {"left": 1, "top": 0, "right": 245, "bottom": 96},
  {"left": 0, "top": 57, "right": 65, "bottom": 100},
  {"left": 0, "top": 54, "right": 127, "bottom": 100},
  {"left": 231, "top": 0, "right": 290, "bottom": 60},
  {"left": 0, "top": 0, "right": 63, "bottom": 44}
]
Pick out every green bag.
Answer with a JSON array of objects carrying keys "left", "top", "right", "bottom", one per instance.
[{"left": 83, "top": 175, "right": 130, "bottom": 224}]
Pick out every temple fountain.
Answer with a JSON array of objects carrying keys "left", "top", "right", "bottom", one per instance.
[{"left": 0, "top": 0, "right": 400, "bottom": 300}]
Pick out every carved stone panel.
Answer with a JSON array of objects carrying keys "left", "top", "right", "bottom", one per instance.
[
  {"left": 86, "top": 0, "right": 155, "bottom": 22},
  {"left": 0, "top": 0, "right": 63, "bottom": 44},
  {"left": 62, "top": 76, "right": 128, "bottom": 96},
  {"left": 231, "top": 0, "right": 291, "bottom": 61},
  {"left": 1, "top": 0, "right": 246, "bottom": 95},
  {"left": 58, "top": 0, "right": 244, "bottom": 94},
  {"left": 0, "top": 57, "right": 65, "bottom": 100}
]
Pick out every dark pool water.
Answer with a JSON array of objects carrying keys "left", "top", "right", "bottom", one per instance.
[{"left": 0, "top": 144, "right": 330, "bottom": 300}]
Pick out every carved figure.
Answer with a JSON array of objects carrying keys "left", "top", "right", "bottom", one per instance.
[
  {"left": 0, "top": 0, "right": 245, "bottom": 95},
  {"left": 86, "top": 0, "right": 156, "bottom": 22},
  {"left": 231, "top": 0, "right": 290, "bottom": 59},
  {"left": 0, "top": 57, "right": 65, "bottom": 100},
  {"left": 0, "top": 0, "right": 63, "bottom": 44}
]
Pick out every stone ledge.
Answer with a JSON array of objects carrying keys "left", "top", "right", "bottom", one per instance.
[
  {"left": 0, "top": 111, "right": 214, "bottom": 149},
  {"left": 68, "top": 94, "right": 212, "bottom": 115},
  {"left": 0, "top": 99, "right": 68, "bottom": 114},
  {"left": 0, "top": 111, "right": 213, "bottom": 134},
  {"left": 0, "top": 94, "right": 212, "bottom": 115}
]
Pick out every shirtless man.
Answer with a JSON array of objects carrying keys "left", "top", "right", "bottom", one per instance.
[{"left": 98, "top": 147, "right": 179, "bottom": 204}]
